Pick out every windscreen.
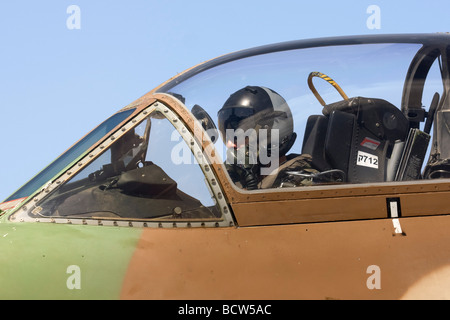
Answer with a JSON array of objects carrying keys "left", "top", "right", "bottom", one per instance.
[{"left": 4, "top": 108, "right": 135, "bottom": 202}]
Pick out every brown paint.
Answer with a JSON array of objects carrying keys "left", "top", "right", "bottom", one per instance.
[{"left": 121, "top": 215, "right": 450, "bottom": 300}]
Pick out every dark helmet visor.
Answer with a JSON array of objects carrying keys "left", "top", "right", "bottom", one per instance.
[{"left": 218, "top": 107, "right": 255, "bottom": 133}]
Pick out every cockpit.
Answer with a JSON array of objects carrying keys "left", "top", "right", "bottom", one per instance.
[{"left": 6, "top": 34, "right": 450, "bottom": 225}]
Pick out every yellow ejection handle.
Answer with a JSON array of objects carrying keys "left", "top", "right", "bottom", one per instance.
[{"left": 307, "top": 71, "right": 349, "bottom": 106}]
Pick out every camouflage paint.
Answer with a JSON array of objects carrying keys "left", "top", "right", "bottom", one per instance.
[
  {"left": 121, "top": 215, "right": 450, "bottom": 300},
  {"left": 0, "top": 214, "right": 142, "bottom": 299}
]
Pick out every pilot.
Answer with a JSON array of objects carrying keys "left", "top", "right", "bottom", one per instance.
[{"left": 217, "top": 85, "right": 318, "bottom": 190}]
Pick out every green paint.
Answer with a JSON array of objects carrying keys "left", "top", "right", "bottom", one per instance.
[{"left": 0, "top": 217, "right": 142, "bottom": 299}]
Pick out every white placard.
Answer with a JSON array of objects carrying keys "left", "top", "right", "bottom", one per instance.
[{"left": 357, "top": 150, "right": 379, "bottom": 169}]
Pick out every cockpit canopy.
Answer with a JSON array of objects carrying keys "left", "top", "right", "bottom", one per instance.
[{"left": 157, "top": 34, "right": 450, "bottom": 189}]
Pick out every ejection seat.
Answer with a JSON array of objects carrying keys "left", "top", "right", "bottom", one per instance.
[{"left": 302, "top": 72, "right": 410, "bottom": 183}]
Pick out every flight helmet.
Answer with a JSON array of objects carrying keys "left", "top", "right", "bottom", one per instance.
[{"left": 217, "top": 86, "right": 296, "bottom": 160}]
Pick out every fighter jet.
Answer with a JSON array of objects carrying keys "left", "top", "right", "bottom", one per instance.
[{"left": 1, "top": 33, "right": 450, "bottom": 300}]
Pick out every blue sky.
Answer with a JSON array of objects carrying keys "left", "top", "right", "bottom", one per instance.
[{"left": 0, "top": 0, "right": 449, "bottom": 201}]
